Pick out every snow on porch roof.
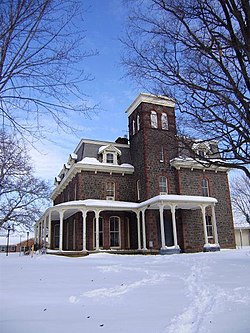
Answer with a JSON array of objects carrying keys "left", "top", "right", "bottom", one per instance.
[{"left": 44, "top": 195, "right": 217, "bottom": 221}]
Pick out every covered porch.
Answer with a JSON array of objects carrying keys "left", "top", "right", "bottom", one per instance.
[{"left": 35, "top": 195, "right": 220, "bottom": 255}]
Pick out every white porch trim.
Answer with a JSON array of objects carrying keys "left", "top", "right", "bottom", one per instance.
[{"left": 36, "top": 194, "right": 219, "bottom": 254}]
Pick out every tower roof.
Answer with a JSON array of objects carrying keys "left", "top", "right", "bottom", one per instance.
[{"left": 125, "top": 93, "right": 175, "bottom": 116}]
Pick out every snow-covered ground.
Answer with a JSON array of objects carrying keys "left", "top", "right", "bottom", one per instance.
[{"left": 0, "top": 249, "right": 250, "bottom": 333}]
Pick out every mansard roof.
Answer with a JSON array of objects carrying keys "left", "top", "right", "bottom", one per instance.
[{"left": 74, "top": 139, "right": 132, "bottom": 165}]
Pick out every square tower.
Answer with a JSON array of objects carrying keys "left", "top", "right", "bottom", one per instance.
[{"left": 126, "top": 93, "right": 179, "bottom": 201}]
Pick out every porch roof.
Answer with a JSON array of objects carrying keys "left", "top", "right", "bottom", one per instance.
[{"left": 38, "top": 195, "right": 217, "bottom": 222}]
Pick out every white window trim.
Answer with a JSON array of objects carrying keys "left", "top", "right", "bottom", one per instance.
[
  {"left": 106, "top": 182, "right": 115, "bottom": 200},
  {"left": 150, "top": 111, "right": 158, "bottom": 129},
  {"left": 161, "top": 113, "right": 168, "bottom": 130},
  {"left": 159, "top": 176, "right": 168, "bottom": 194},
  {"left": 202, "top": 178, "right": 210, "bottom": 197},
  {"left": 132, "top": 119, "right": 136, "bottom": 135},
  {"left": 109, "top": 216, "right": 121, "bottom": 248},
  {"left": 137, "top": 114, "right": 140, "bottom": 131},
  {"left": 206, "top": 216, "right": 213, "bottom": 239}
]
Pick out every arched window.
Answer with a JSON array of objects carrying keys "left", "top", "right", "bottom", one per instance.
[
  {"left": 106, "top": 181, "right": 115, "bottom": 200},
  {"left": 202, "top": 178, "right": 209, "bottom": 196},
  {"left": 150, "top": 111, "right": 158, "bottom": 128},
  {"left": 132, "top": 119, "right": 136, "bottom": 135},
  {"left": 161, "top": 113, "right": 168, "bottom": 130},
  {"left": 109, "top": 216, "right": 120, "bottom": 247},
  {"left": 93, "top": 217, "right": 104, "bottom": 248},
  {"left": 137, "top": 114, "right": 140, "bottom": 131},
  {"left": 159, "top": 176, "right": 168, "bottom": 194}
]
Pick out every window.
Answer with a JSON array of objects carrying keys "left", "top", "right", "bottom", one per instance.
[
  {"left": 109, "top": 216, "right": 120, "bottom": 247},
  {"left": 150, "top": 111, "right": 158, "bottom": 128},
  {"left": 74, "top": 181, "right": 77, "bottom": 200},
  {"left": 198, "top": 150, "right": 206, "bottom": 158},
  {"left": 106, "top": 181, "right": 115, "bottom": 200},
  {"left": 106, "top": 153, "right": 114, "bottom": 164},
  {"left": 99, "top": 144, "right": 121, "bottom": 165},
  {"left": 137, "top": 179, "right": 141, "bottom": 201},
  {"left": 161, "top": 113, "right": 168, "bottom": 130},
  {"left": 54, "top": 224, "right": 60, "bottom": 249},
  {"left": 132, "top": 119, "right": 136, "bottom": 135},
  {"left": 160, "top": 146, "right": 164, "bottom": 162},
  {"left": 159, "top": 176, "right": 168, "bottom": 194},
  {"left": 192, "top": 142, "right": 211, "bottom": 158},
  {"left": 206, "top": 216, "right": 213, "bottom": 239},
  {"left": 202, "top": 178, "right": 209, "bottom": 196},
  {"left": 93, "top": 217, "right": 104, "bottom": 248},
  {"left": 137, "top": 114, "right": 140, "bottom": 131}
]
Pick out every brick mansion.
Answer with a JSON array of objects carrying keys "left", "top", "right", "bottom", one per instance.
[{"left": 35, "top": 93, "right": 235, "bottom": 255}]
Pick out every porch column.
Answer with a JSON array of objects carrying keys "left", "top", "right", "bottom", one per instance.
[
  {"left": 211, "top": 204, "right": 219, "bottom": 244},
  {"left": 170, "top": 204, "right": 179, "bottom": 248},
  {"left": 201, "top": 205, "right": 209, "bottom": 245},
  {"left": 36, "top": 223, "right": 40, "bottom": 248},
  {"left": 48, "top": 211, "right": 52, "bottom": 249},
  {"left": 95, "top": 210, "right": 100, "bottom": 251},
  {"left": 39, "top": 222, "right": 43, "bottom": 249},
  {"left": 159, "top": 205, "right": 166, "bottom": 249},
  {"left": 43, "top": 217, "right": 47, "bottom": 248},
  {"left": 81, "top": 210, "right": 87, "bottom": 252},
  {"left": 136, "top": 211, "right": 141, "bottom": 250},
  {"left": 59, "top": 210, "right": 64, "bottom": 252},
  {"left": 141, "top": 209, "right": 147, "bottom": 250}
]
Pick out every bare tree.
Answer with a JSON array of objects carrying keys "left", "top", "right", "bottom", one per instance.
[
  {"left": 231, "top": 173, "right": 250, "bottom": 224},
  {"left": 122, "top": 0, "right": 250, "bottom": 178},
  {"left": 0, "top": 0, "right": 96, "bottom": 138},
  {"left": 0, "top": 130, "right": 51, "bottom": 230}
]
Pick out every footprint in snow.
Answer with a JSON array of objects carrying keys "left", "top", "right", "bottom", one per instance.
[{"left": 69, "top": 296, "right": 79, "bottom": 304}]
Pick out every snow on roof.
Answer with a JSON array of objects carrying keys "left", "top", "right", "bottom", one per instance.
[
  {"left": 53, "top": 194, "right": 217, "bottom": 212},
  {"left": 234, "top": 223, "right": 250, "bottom": 229},
  {"left": 79, "top": 157, "right": 101, "bottom": 165},
  {"left": 57, "top": 199, "right": 139, "bottom": 210},
  {"left": 141, "top": 194, "right": 217, "bottom": 209},
  {"left": 98, "top": 145, "right": 121, "bottom": 155},
  {"left": 70, "top": 153, "right": 77, "bottom": 160},
  {"left": 78, "top": 157, "right": 134, "bottom": 169},
  {"left": 192, "top": 142, "right": 211, "bottom": 151},
  {"left": 125, "top": 93, "right": 175, "bottom": 116}
]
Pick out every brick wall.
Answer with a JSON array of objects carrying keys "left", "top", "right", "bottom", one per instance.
[
  {"left": 129, "top": 102, "right": 179, "bottom": 201},
  {"left": 178, "top": 168, "right": 235, "bottom": 250}
]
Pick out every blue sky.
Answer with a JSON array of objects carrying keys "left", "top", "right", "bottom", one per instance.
[{"left": 32, "top": 0, "right": 141, "bottom": 181}]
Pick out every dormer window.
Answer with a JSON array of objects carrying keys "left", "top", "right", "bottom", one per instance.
[
  {"left": 107, "top": 153, "right": 114, "bottom": 164},
  {"left": 98, "top": 144, "right": 121, "bottom": 165},
  {"left": 192, "top": 142, "right": 211, "bottom": 159},
  {"left": 198, "top": 150, "right": 206, "bottom": 158}
]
